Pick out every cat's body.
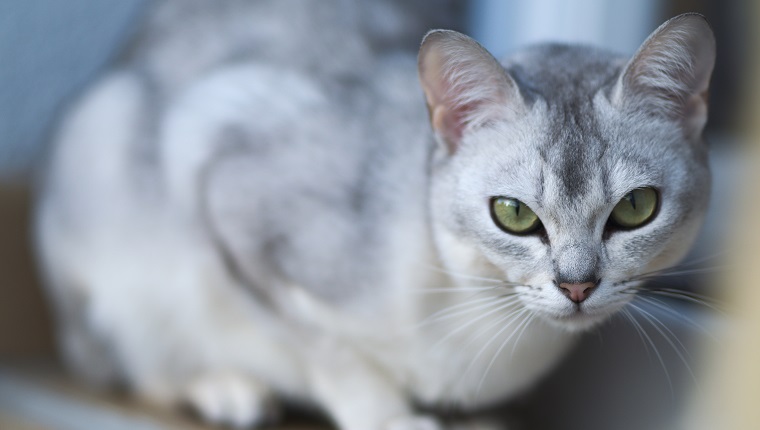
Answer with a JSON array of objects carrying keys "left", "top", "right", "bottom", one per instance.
[{"left": 36, "top": 2, "right": 715, "bottom": 429}]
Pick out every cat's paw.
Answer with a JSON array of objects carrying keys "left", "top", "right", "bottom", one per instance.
[
  {"left": 385, "top": 415, "right": 443, "bottom": 430},
  {"left": 448, "top": 419, "right": 510, "bottom": 430},
  {"left": 184, "top": 371, "right": 278, "bottom": 429}
]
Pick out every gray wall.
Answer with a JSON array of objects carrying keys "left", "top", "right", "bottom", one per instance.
[{"left": 0, "top": 0, "right": 147, "bottom": 179}]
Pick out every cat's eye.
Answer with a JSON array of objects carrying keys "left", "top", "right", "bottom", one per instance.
[
  {"left": 490, "top": 197, "right": 542, "bottom": 235},
  {"left": 610, "top": 187, "right": 658, "bottom": 229}
]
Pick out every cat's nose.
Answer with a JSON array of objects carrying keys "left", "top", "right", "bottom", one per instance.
[{"left": 558, "top": 282, "right": 596, "bottom": 303}]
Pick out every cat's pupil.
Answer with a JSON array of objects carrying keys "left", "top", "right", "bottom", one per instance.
[
  {"left": 626, "top": 192, "right": 637, "bottom": 210},
  {"left": 610, "top": 188, "right": 658, "bottom": 229},
  {"left": 491, "top": 197, "right": 541, "bottom": 235}
]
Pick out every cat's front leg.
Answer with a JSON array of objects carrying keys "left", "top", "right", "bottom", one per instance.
[
  {"left": 307, "top": 340, "right": 441, "bottom": 430},
  {"left": 182, "top": 370, "right": 279, "bottom": 429}
]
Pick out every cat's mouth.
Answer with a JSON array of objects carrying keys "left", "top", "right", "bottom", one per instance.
[
  {"left": 545, "top": 306, "right": 616, "bottom": 331},
  {"left": 524, "top": 280, "right": 633, "bottom": 331}
]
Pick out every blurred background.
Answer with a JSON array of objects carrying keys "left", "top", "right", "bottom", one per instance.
[{"left": 0, "top": 0, "right": 756, "bottom": 429}]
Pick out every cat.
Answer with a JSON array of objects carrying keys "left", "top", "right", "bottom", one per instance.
[{"left": 35, "top": 0, "right": 715, "bottom": 427}]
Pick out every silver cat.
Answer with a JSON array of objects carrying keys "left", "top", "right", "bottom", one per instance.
[{"left": 35, "top": 0, "right": 715, "bottom": 428}]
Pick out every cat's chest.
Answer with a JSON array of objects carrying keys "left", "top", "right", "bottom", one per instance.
[
  {"left": 282, "top": 269, "right": 575, "bottom": 407},
  {"left": 390, "top": 306, "right": 575, "bottom": 408}
]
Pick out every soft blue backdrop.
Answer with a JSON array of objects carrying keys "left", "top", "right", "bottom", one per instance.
[{"left": 0, "top": 0, "right": 147, "bottom": 178}]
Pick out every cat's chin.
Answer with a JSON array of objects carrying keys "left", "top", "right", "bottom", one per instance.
[{"left": 544, "top": 310, "right": 611, "bottom": 332}]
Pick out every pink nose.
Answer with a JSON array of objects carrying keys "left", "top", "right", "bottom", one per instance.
[{"left": 559, "top": 282, "right": 596, "bottom": 303}]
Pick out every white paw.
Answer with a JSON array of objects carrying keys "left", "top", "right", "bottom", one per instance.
[
  {"left": 386, "top": 415, "right": 443, "bottom": 430},
  {"left": 184, "top": 371, "right": 277, "bottom": 429},
  {"left": 449, "top": 419, "right": 509, "bottom": 430}
]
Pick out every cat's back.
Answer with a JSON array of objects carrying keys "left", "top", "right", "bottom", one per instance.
[
  {"left": 38, "top": 8, "right": 434, "bottom": 307},
  {"left": 193, "top": 55, "right": 435, "bottom": 303},
  {"left": 124, "top": 0, "right": 461, "bottom": 96},
  {"left": 39, "top": 0, "right": 438, "bottom": 222}
]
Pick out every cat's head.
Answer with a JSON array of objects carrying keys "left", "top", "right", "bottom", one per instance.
[{"left": 418, "top": 14, "right": 715, "bottom": 330}]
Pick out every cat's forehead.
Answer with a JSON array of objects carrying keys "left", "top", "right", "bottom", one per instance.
[
  {"left": 499, "top": 44, "right": 628, "bottom": 199},
  {"left": 474, "top": 102, "right": 665, "bottom": 211},
  {"left": 535, "top": 105, "right": 666, "bottom": 209},
  {"left": 466, "top": 44, "right": 681, "bottom": 208},
  {"left": 538, "top": 101, "right": 610, "bottom": 200},
  {"left": 503, "top": 43, "right": 626, "bottom": 103}
]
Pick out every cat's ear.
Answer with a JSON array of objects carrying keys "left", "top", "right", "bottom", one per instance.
[
  {"left": 418, "top": 30, "right": 524, "bottom": 153},
  {"left": 611, "top": 13, "right": 716, "bottom": 139}
]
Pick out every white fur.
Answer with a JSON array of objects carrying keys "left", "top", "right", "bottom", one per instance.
[
  {"left": 38, "top": 63, "right": 573, "bottom": 430},
  {"left": 36, "top": 11, "right": 714, "bottom": 430}
]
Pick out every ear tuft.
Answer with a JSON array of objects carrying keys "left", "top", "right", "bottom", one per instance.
[
  {"left": 418, "top": 30, "right": 523, "bottom": 153},
  {"left": 612, "top": 13, "right": 716, "bottom": 138}
]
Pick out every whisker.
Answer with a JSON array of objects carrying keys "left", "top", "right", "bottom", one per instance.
[
  {"left": 632, "top": 266, "right": 726, "bottom": 281},
  {"left": 621, "top": 308, "right": 652, "bottom": 361},
  {"left": 461, "top": 304, "right": 529, "bottom": 348},
  {"left": 415, "top": 294, "right": 518, "bottom": 329},
  {"left": 629, "top": 303, "right": 700, "bottom": 395},
  {"left": 416, "top": 293, "right": 507, "bottom": 327},
  {"left": 457, "top": 308, "right": 529, "bottom": 392},
  {"left": 416, "top": 263, "right": 505, "bottom": 283},
  {"left": 634, "top": 295, "right": 720, "bottom": 343},
  {"left": 510, "top": 312, "right": 536, "bottom": 356},
  {"left": 630, "top": 303, "right": 695, "bottom": 362},
  {"left": 410, "top": 285, "right": 514, "bottom": 294},
  {"left": 672, "top": 250, "right": 732, "bottom": 268},
  {"left": 430, "top": 297, "right": 523, "bottom": 352},
  {"left": 623, "top": 286, "right": 724, "bottom": 308},
  {"left": 631, "top": 261, "right": 728, "bottom": 279},
  {"left": 440, "top": 306, "right": 527, "bottom": 403},
  {"left": 462, "top": 307, "right": 522, "bottom": 349},
  {"left": 636, "top": 289, "right": 726, "bottom": 314},
  {"left": 644, "top": 287, "right": 722, "bottom": 303},
  {"left": 627, "top": 304, "right": 674, "bottom": 397},
  {"left": 475, "top": 311, "right": 534, "bottom": 396}
]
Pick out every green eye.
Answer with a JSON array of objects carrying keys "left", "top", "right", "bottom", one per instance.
[
  {"left": 491, "top": 197, "right": 541, "bottom": 235},
  {"left": 610, "top": 187, "right": 658, "bottom": 228}
]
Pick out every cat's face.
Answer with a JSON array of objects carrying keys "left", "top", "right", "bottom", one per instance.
[
  {"left": 429, "top": 97, "right": 710, "bottom": 330},
  {"left": 419, "top": 15, "right": 715, "bottom": 330}
]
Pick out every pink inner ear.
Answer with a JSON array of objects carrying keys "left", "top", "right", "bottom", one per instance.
[
  {"left": 419, "top": 31, "right": 524, "bottom": 153},
  {"left": 431, "top": 101, "right": 476, "bottom": 153}
]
